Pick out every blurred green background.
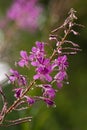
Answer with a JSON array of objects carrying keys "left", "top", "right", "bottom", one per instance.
[{"left": 0, "top": 0, "right": 87, "bottom": 130}]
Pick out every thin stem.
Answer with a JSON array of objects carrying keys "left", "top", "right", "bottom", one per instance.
[
  {"left": 6, "top": 80, "right": 35, "bottom": 114},
  {"left": 50, "top": 28, "right": 71, "bottom": 61},
  {"left": 61, "top": 28, "right": 70, "bottom": 45},
  {"left": 3, "top": 26, "right": 71, "bottom": 125},
  {"left": 50, "top": 49, "right": 57, "bottom": 61}
]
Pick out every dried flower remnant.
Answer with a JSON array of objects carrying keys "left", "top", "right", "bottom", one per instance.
[{"left": 0, "top": 8, "right": 82, "bottom": 126}]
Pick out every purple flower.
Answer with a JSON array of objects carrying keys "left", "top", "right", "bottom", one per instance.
[
  {"left": 18, "top": 50, "right": 29, "bottom": 67},
  {"left": 29, "top": 42, "right": 52, "bottom": 82},
  {"left": 54, "top": 71, "right": 68, "bottom": 88},
  {"left": 25, "top": 96, "right": 35, "bottom": 105},
  {"left": 33, "top": 58, "right": 52, "bottom": 82},
  {"left": 9, "top": 69, "right": 27, "bottom": 86},
  {"left": 29, "top": 41, "right": 45, "bottom": 63},
  {"left": 41, "top": 84, "right": 56, "bottom": 99},
  {"left": 18, "top": 75, "right": 27, "bottom": 86},
  {"left": 34, "top": 68, "right": 52, "bottom": 82},
  {"left": 57, "top": 55, "right": 68, "bottom": 70},
  {"left": 52, "top": 55, "right": 68, "bottom": 70},
  {"left": 13, "top": 88, "right": 23, "bottom": 98},
  {"left": 9, "top": 69, "right": 19, "bottom": 82},
  {"left": 6, "top": 0, "right": 43, "bottom": 31},
  {"left": 52, "top": 55, "right": 68, "bottom": 88},
  {"left": 43, "top": 98, "right": 55, "bottom": 106},
  {"left": 38, "top": 96, "right": 55, "bottom": 106}
]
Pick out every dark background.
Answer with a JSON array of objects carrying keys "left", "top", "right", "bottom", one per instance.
[{"left": 0, "top": 0, "right": 87, "bottom": 130}]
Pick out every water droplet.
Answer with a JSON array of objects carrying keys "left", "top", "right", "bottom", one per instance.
[
  {"left": 66, "top": 82, "right": 69, "bottom": 84},
  {"left": 31, "top": 87, "right": 34, "bottom": 90},
  {"left": 53, "top": 104, "right": 56, "bottom": 108}
]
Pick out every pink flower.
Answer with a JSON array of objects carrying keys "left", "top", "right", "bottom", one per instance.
[
  {"left": 25, "top": 96, "right": 35, "bottom": 105},
  {"left": 42, "top": 84, "right": 56, "bottom": 99},
  {"left": 13, "top": 88, "right": 23, "bottom": 98},
  {"left": 33, "top": 58, "right": 52, "bottom": 82},
  {"left": 54, "top": 71, "right": 68, "bottom": 88},
  {"left": 29, "top": 41, "right": 52, "bottom": 82},
  {"left": 6, "top": 0, "right": 43, "bottom": 31},
  {"left": 18, "top": 51, "right": 29, "bottom": 67},
  {"left": 29, "top": 41, "right": 45, "bottom": 62},
  {"left": 9, "top": 69, "right": 27, "bottom": 86},
  {"left": 52, "top": 55, "right": 68, "bottom": 70}
]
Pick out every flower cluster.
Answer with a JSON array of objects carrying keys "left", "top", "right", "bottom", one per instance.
[
  {"left": 53, "top": 55, "right": 68, "bottom": 88},
  {"left": 0, "top": 0, "right": 43, "bottom": 32},
  {"left": 0, "top": 8, "right": 82, "bottom": 126},
  {"left": 8, "top": 41, "right": 69, "bottom": 107},
  {"left": 8, "top": 69, "right": 27, "bottom": 86},
  {"left": 29, "top": 42, "right": 52, "bottom": 82},
  {"left": 9, "top": 41, "right": 68, "bottom": 107}
]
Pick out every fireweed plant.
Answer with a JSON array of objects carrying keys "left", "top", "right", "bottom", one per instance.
[
  {"left": 0, "top": 0, "right": 43, "bottom": 32},
  {"left": 0, "top": 8, "right": 83, "bottom": 126},
  {"left": 0, "top": 0, "right": 43, "bottom": 63}
]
